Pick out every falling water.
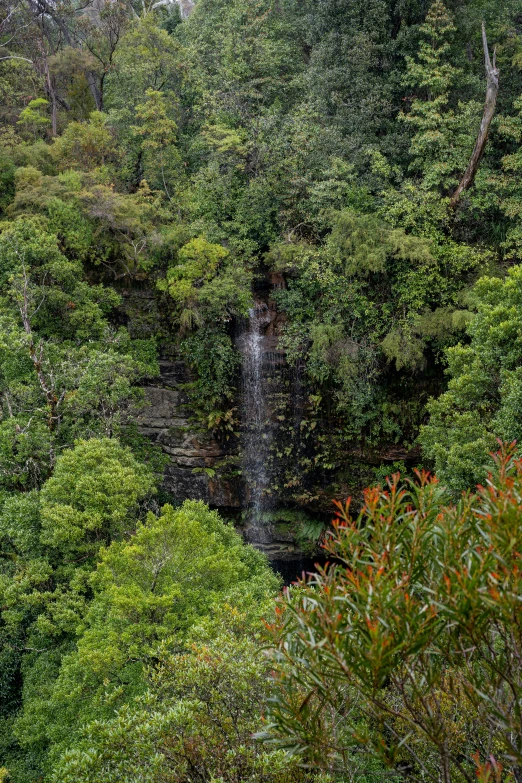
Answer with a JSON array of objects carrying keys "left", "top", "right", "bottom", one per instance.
[
  {"left": 238, "top": 304, "right": 274, "bottom": 542},
  {"left": 237, "top": 296, "right": 319, "bottom": 566}
]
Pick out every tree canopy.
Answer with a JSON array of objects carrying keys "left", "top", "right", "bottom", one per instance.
[{"left": 1, "top": 0, "right": 522, "bottom": 779}]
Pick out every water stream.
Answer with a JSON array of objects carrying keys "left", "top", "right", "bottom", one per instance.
[
  {"left": 237, "top": 301, "right": 326, "bottom": 579},
  {"left": 238, "top": 304, "right": 273, "bottom": 544}
]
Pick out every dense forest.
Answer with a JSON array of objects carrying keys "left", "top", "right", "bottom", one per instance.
[{"left": 1, "top": 0, "right": 522, "bottom": 780}]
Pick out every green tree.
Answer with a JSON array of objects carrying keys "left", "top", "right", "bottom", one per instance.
[
  {"left": 268, "top": 208, "right": 477, "bottom": 468},
  {"left": 420, "top": 264, "right": 522, "bottom": 494},
  {"left": 0, "top": 218, "right": 158, "bottom": 489},
  {"left": 51, "top": 111, "right": 118, "bottom": 173},
  {"left": 132, "top": 88, "right": 180, "bottom": 200},
  {"left": 40, "top": 437, "right": 155, "bottom": 561},
  {"left": 495, "top": 95, "right": 522, "bottom": 260},
  {"left": 158, "top": 236, "right": 251, "bottom": 331},
  {"left": 15, "top": 501, "right": 278, "bottom": 772},
  {"left": 50, "top": 605, "right": 305, "bottom": 783},
  {"left": 17, "top": 99, "right": 51, "bottom": 141},
  {"left": 401, "top": 1, "right": 470, "bottom": 191},
  {"left": 104, "top": 14, "right": 183, "bottom": 192},
  {"left": 0, "top": 438, "right": 156, "bottom": 782}
]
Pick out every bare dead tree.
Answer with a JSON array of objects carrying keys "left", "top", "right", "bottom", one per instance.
[
  {"left": 450, "top": 22, "right": 499, "bottom": 209},
  {"left": 0, "top": 0, "right": 33, "bottom": 63},
  {"left": 25, "top": 0, "right": 74, "bottom": 46}
]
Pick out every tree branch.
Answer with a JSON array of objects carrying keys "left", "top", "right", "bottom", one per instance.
[
  {"left": 450, "top": 22, "right": 499, "bottom": 209},
  {"left": 0, "top": 54, "right": 33, "bottom": 63}
]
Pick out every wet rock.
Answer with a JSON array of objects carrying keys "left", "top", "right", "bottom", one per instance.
[{"left": 139, "top": 360, "right": 241, "bottom": 508}]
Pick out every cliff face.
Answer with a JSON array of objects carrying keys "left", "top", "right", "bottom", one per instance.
[
  {"left": 137, "top": 343, "right": 421, "bottom": 562},
  {"left": 138, "top": 353, "right": 325, "bottom": 562},
  {"left": 131, "top": 270, "right": 326, "bottom": 562},
  {"left": 134, "top": 276, "right": 421, "bottom": 564},
  {"left": 139, "top": 359, "right": 241, "bottom": 509}
]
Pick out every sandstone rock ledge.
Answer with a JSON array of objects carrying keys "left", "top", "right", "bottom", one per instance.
[{"left": 139, "top": 360, "right": 241, "bottom": 509}]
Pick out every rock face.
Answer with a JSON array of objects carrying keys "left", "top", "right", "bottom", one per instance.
[
  {"left": 132, "top": 279, "right": 421, "bottom": 568},
  {"left": 126, "top": 284, "right": 323, "bottom": 566},
  {"left": 243, "top": 521, "right": 311, "bottom": 561},
  {"left": 138, "top": 357, "right": 324, "bottom": 565},
  {"left": 176, "top": 0, "right": 195, "bottom": 19},
  {"left": 139, "top": 360, "right": 241, "bottom": 509}
]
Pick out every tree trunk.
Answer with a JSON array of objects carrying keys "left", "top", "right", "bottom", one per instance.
[
  {"left": 86, "top": 70, "right": 103, "bottom": 111},
  {"left": 18, "top": 268, "right": 58, "bottom": 432},
  {"left": 44, "top": 64, "right": 57, "bottom": 136},
  {"left": 450, "top": 22, "right": 499, "bottom": 209}
]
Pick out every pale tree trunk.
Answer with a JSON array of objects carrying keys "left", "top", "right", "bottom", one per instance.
[
  {"left": 43, "top": 59, "right": 57, "bottom": 135},
  {"left": 36, "top": 30, "right": 58, "bottom": 135},
  {"left": 86, "top": 70, "right": 103, "bottom": 111},
  {"left": 18, "top": 267, "right": 58, "bottom": 434},
  {"left": 450, "top": 22, "right": 499, "bottom": 208}
]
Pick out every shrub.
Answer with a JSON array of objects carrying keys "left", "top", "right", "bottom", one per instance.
[{"left": 264, "top": 444, "right": 522, "bottom": 782}]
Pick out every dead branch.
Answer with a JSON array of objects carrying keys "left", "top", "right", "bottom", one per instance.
[
  {"left": 0, "top": 54, "right": 33, "bottom": 62},
  {"left": 450, "top": 22, "right": 499, "bottom": 209}
]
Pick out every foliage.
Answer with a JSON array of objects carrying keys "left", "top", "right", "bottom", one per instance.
[
  {"left": 269, "top": 206, "right": 479, "bottom": 461},
  {"left": 17, "top": 99, "right": 51, "bottom": 140},
  {"left": 0, "top": 438, "right": 157, "bottom": 782},
  {"left": 0, "top": 217, "right": 158, "bottom": 489},
  {"left": 264, "top": 445, "right": 522, "bottom": 782},
  {"left": 181, "top": 325, "right": 241, "bottom": 424},
  {"left": 420, "top": 265, "right": 522, "bottom": 493},
  {"left": 400, "top": 0, "right": 480, "bottom": 194},
  {"left": 51, "top": 605, "right": 305, "bottom": 783},
  {"left": 495, "top": 96, "right": 522, "bottom": 260},
  {"left": 51, "top": 112, "right": 118, "bottom": 172},
  {"left": 131, "top": 89, "right": 180, "bottom": 199},
  {"left": 15, "top": 500, "right": 279, "bottom": 774},
  {"left": 159, "top": 236, "right": 251, "bottom": 331},
  {"left": 39, "top": 437, "right": 155, "bottom": 560},
  {"left": 1, "top": 0, "right": 522, "bottom": 779}
]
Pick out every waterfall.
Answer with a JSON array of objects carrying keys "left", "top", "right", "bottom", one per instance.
[
  {"left": 239, "top": 304, "right": 274, "bottom": 542},
  {"left": 237, "top": 292, "right": 317, "bottom": 564}
]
